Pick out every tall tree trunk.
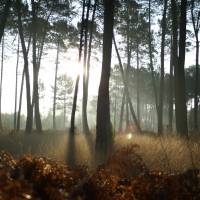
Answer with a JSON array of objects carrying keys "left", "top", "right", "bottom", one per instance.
[
  {"left": 53, "top": 41, "right": 59, "bottom": 129},
  {"left": 126, "top": 0, "right": 131, "bottom": 128},
  {"left": 174, "top": 0, "right": 188, "bottom": 136},
  {"left": 191, "top": 0, "right": 199, "bottom": 131},
  {"left": 17, "top": 36, "right": 31, "bottom": 131},
  {"left": 70, "top": 0, "right": 85, "bottom": 135},
  {"left": 194, "top": 38, "right": 199, "bottom": 131},
  {"left": 0, "top": 0, "right": 11, "bottom": 44},
  {"left": 0, "top": 34, "right": 4, "bottom": 130},
  {"left": 82, "top": 0, "right": 91, "bottom": 135},
  {"left": 64, "top": 95, "right": 66, "bottom": 128},
  {"left": 148, "top": 0, "right": 159, "bottom": 121},
  {"left": 86, "top": 0, "right": 97, "bottom": 92},
  {"left": 16, "top": 0, "right": 32, "bottom": 133},
  {"left": 168, "top": 36, "right": 174, "bottom": 132},
  {"left": 95, "top": 0, "right": 114, "bottom": 164},
  {"left": 158, "top": 0, "right": 168, "bottom": 134},
  {"left": 31, "top": 0, "right": 42, "bottom": 132},
  {"left": 17, "top": 69, "right": 24, "bottom": 131},
  {"left": 67, "top": 0, "right": 86, "bottom": 167},
  {"left": 113, "top": 35, "right": 141, "bottom": 133},
  {"left": 125, "top": 95, "right": 129, "bottom": 127},
  {"left": 118, "top": 89, "right": 125, "bottom": 132},
  {"left": 136, "top": 44, "right": 140, "bottom": 125},
  {"left": 14, "top": 35, "right": 20, "bottom": 130}
]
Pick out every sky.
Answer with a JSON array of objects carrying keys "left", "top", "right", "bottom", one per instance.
[{"left": 1, "top": 37, "right": 102, "bottom": 116}]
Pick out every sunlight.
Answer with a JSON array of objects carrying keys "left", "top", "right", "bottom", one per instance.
[
  {"left": 67, "top": 61, "right": 83, "bottom": 80},
  {"left": 126, "top": 133, "right": 133, "bottom": 140}
]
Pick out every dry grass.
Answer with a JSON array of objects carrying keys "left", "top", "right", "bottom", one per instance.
[
  {"left": 0, "top": 131, "right": 200, "bottom": 172},
  {"left": 115, "top": 133, "right": 200, "bottom": 173}
]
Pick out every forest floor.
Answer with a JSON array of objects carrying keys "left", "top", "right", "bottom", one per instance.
[{"left": 0, "top": 131, "right": 200, "bottom": 199}]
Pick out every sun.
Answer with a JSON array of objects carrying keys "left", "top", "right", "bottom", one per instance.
[{"left": 66, "top": 61, "right": 83, "bottom": 80}]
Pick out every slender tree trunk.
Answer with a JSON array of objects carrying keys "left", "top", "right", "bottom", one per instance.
[
  {"left": 119, "top": 90, "right": 125, "bottom": 132},
  {"left": 53, "top": 41, "right": 59, "bottom": 129},
  {"left": 148, "top": 0, "right": 159, "bottom": 120},
  {"left": 31, "top": 0, "right": 42, "bottom": 132},
  {"left": 113, "top": 35, "right": 141, "bottom": 133},
  {"left": 0, "top": 0, "right": 11, "bottom": 44},
  {"left": 0, "top": 34, "right": 4, "bottom": 130},
  {"left": 96, "top": 0, "right": 114, "bottom": 164},
  {"left": 17, "top": 70, "right": 24, "bottom": 131},
  {"left": 64, "top": 95, "right": 66, "bottom": 129},
  {"left": 16, "top": 0, "right": 32, "bottom": 133},
  {"left": 14, "top": 35, "right": 20, "bottom": 130},
  {"left": 158, "top": 0, "right": 168, "bottom": 134},
  {"left": 136, "top": 44, "right": 140, "bottom": 125},
  {"left": 174, "top": 0, "right": 188, "bottom": 136},
  {"left": 67, "top": 0, "right": 86, "bottom": 167},
  {"left": 194, "top": 38, "right": 199, "bottom": 131},
  {"left": 69, "top": 0, "right": 85, "bottom": 137},
  {"left": 16, "top": 36, "right": 31, "bottom": 131},
  {"left": 82, "top": 0, "right": 91, "bottom": 135},
  {"left": 126, "top": 0, "right": 131, "bottom": 128},
  {"left": 126, "top": 95, "right": 129, "bottom": 127},
  {"left": 86, "top": 0, "right": 97, "bottom": 91},
  {"left": 191, "top": 0, "right": 199, "bottom": 131},
  {"left": 168, "top": 36, "right": 174, "bottom": 132},
  {"left": 113, "top": 95, "right": 117, "bottom": 133}
]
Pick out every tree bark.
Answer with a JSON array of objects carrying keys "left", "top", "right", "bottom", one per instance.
[
  {"left": 136, "top": 44, "right": 140, "bottom": 126},
  {"left": 191, "top": 0, "right": 199, "bottom": 131},
  {"left": 118, "top": 89, "right": 125, "bottom": 132},
  {"left": 31, "top": 0, "right": 42, "bottom": 132},
  {"left": 14, "top": 35, "right": 20, "bottom": 130},
  {"left": 174, "top": 0, "right": 188, "bottom": 136},
  {"left": 0, "top": 34, "right": 4, "bottom": 130},
  {"left": 53, "top": 41, "right": 59, "bottom": 129},
  {"left": 69, "top": 0, "right": 85, "bottom": 137},
  {"left": 168, "top": 36, "right": 174, "bottom": 132},
  {"left": 158, "top": 0, "right": 168, "bottom": 134},
  {"left": 16, "top": 36, "right": 31, "bottom": 131},
  {"left": 148, "top": 0, "right": 159, "bottom": 122},
  {"left": 95, "top": 0, "right": 114, "bottom": 164},
  {"left": 16, "top": 0, "right": 33, "bottom": 133},
  {"left": 82, "top": 0, "right": 91, "bottom": 135}
]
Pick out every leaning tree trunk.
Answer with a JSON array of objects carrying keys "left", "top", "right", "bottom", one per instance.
[
  {"left": 158, "top": 0, "right": 168, "bottom": 134},
  {"left": 16, "top": 36, "right": 31, "bottom": 131},
  {"left": 174, "top": 0, "right": 188, "bottom": 137},
  {"left": 67, "top": 0, "right": 86, "bottom": 167},
  {"left": 16, "top": 0, "right": 32, "bottom": 133},
  {"left": 95, "top": 0, "right": 114, "bottom": 164},
  {"left": 70, "top": 0, "right": 85, "bottom": 136},
  {"left": 113, "top": 35, "right": 141, "bottom": 133},
  {"left": 0, "top": 34, "right": 4, "bottom": 130}
]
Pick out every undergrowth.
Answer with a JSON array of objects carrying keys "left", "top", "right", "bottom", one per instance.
[{"left": 0, "top": 144, "right": 200, "bottom": 199}]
